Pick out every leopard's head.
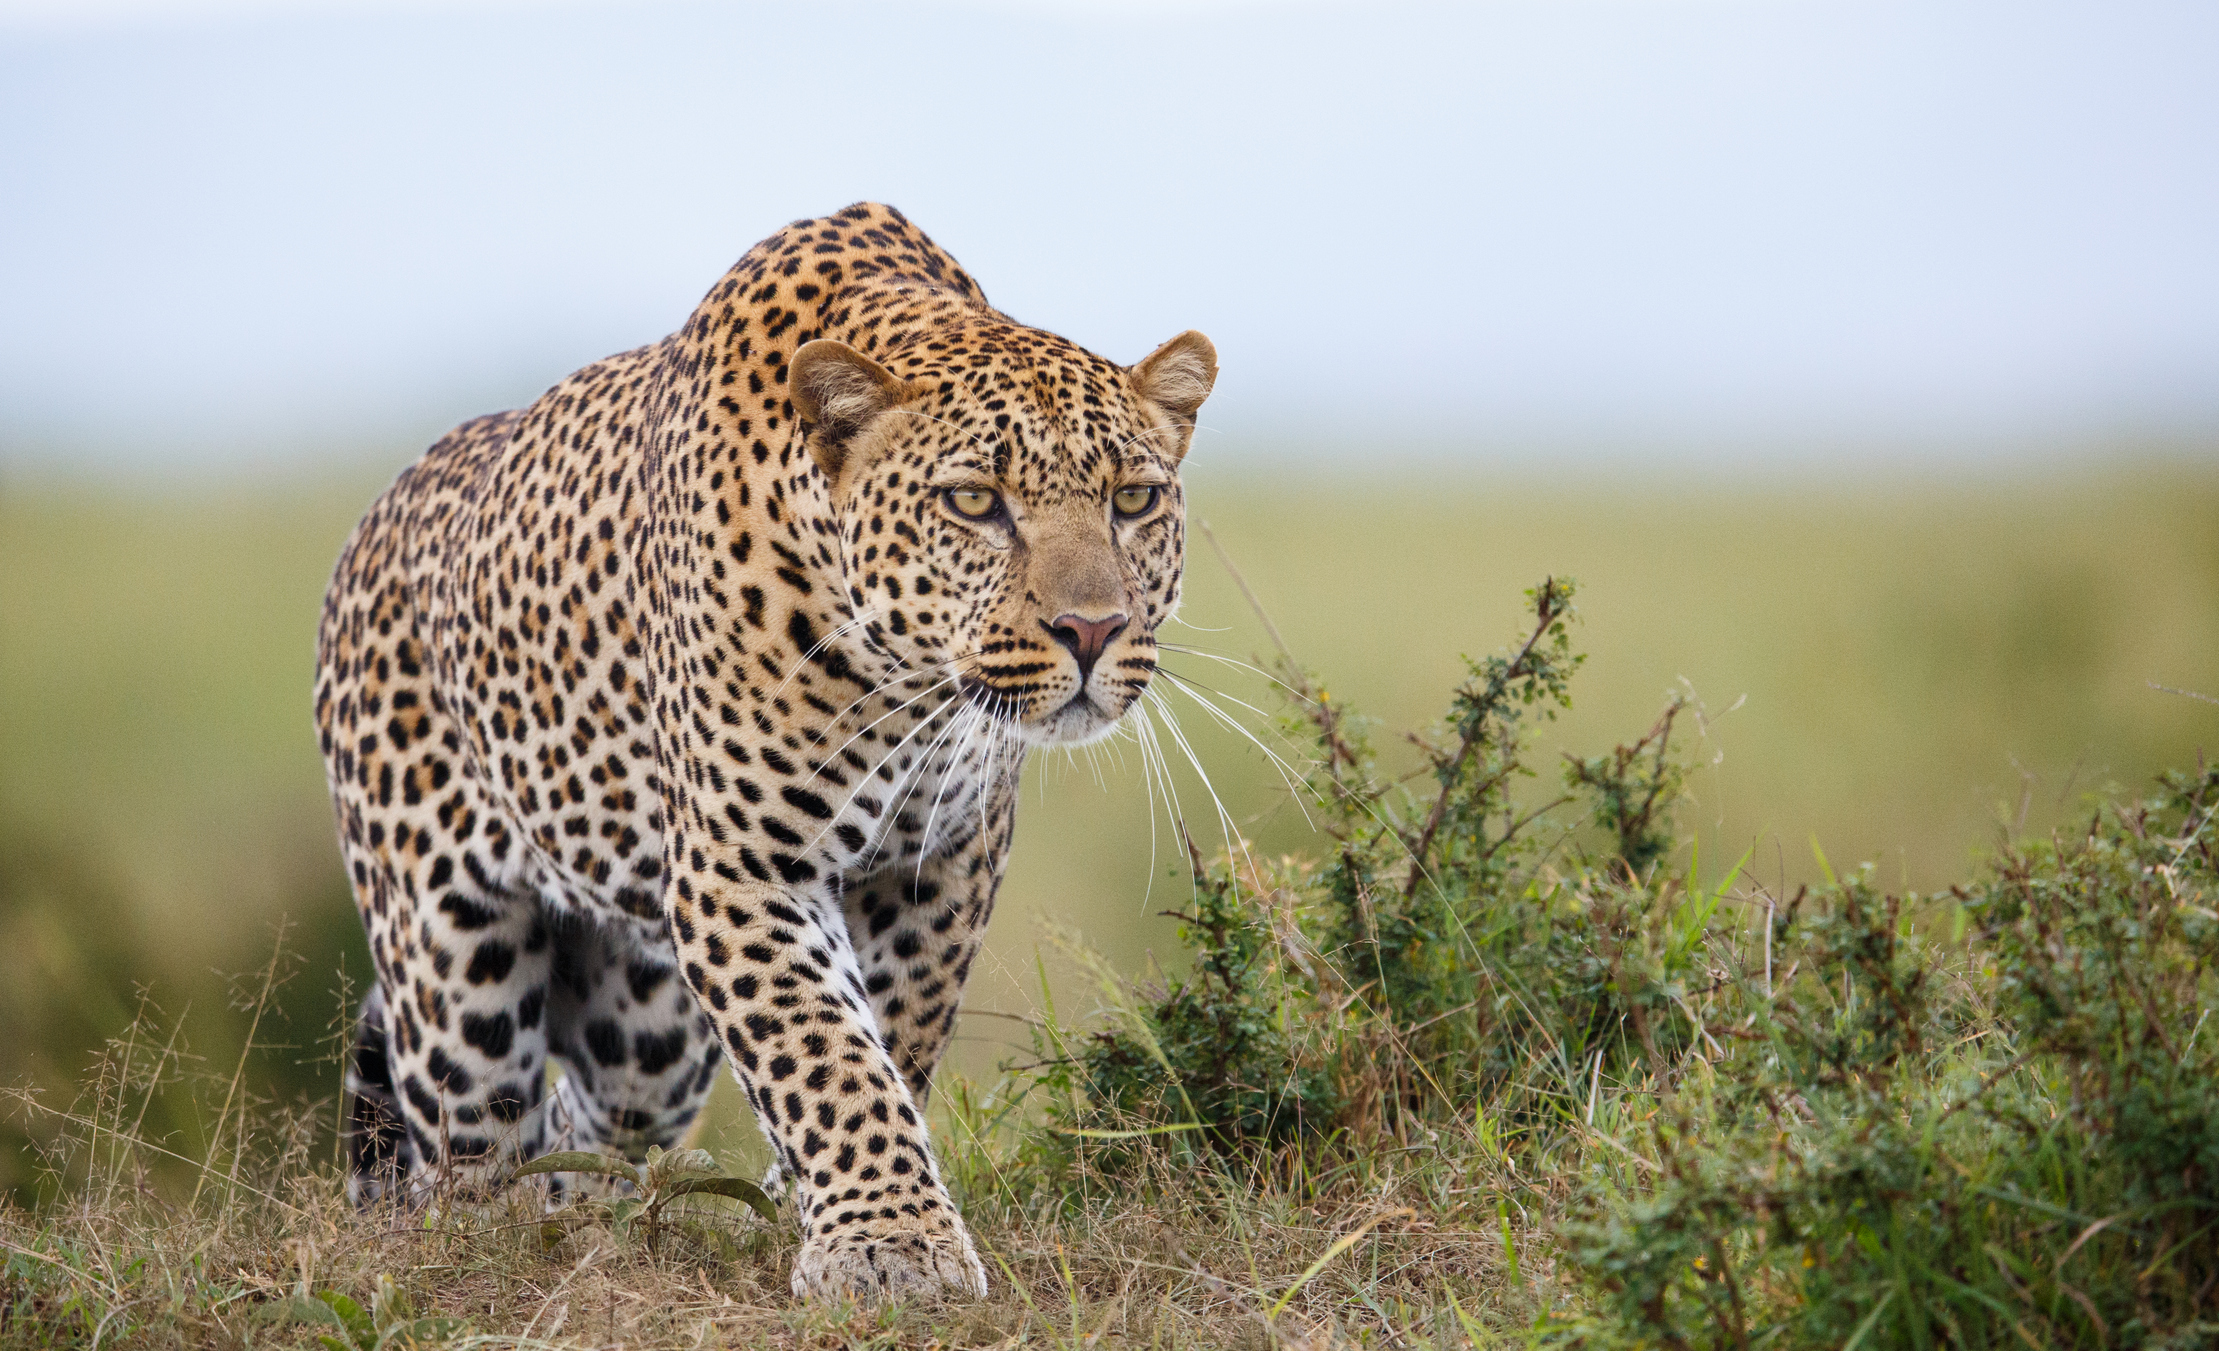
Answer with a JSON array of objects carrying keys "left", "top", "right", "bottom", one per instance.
[{"left": 793, "top": 321, "right": 1216, "bottom": 747}]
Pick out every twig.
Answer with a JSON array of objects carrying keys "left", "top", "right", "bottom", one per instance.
[
  {"left": 1404, "top": 582, "right": 1565, "bottom": 898},
  {"left": 2149, "top": 682, "right": 2219, "bottom": 707},
  {"left": 1199, "top": 520, "right": 1295, "bottom": 670}
]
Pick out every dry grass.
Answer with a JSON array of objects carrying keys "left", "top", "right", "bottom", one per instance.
[{"left": 0, "top": 1002, "right": 1549, "bottom": 1350}]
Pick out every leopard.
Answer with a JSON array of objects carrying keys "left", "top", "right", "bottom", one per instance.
[{"left": 313, "top": 201, "right": 1216, "bottom": 1302}]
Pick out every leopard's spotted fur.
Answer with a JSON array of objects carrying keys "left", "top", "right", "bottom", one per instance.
[{"left": 314, "top": 202, "right": 1215, "bottom": 1301}]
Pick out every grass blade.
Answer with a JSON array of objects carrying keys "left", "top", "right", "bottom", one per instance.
[{"left": 1267, "top": 1209, "right": 1409, "bottom": 1320}]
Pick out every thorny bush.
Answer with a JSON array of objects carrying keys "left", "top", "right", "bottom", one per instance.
[
  {"left": 1029, "top": 578, "right": 2218, "bottom": 1348},
  {"left": 1036, "top": 578, "right": 1718, "bottom": 1169}
]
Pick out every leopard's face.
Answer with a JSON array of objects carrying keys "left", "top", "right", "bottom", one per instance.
[{"left": 798, "top": 326, "right": 1217, "bottom": 748}]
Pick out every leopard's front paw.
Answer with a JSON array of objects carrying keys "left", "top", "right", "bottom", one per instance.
[{"left": 790, "top": 1221, "right": 988, "bottom": 1303}]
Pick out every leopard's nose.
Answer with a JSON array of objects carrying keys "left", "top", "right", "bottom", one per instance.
[{"left": 1043, "top": 613, "right": 1128, "bottom": 679}]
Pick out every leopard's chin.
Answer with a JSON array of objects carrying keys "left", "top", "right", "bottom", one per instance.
[{"left": 1016, "top": 690, "right": 1138, "bottom": 748}]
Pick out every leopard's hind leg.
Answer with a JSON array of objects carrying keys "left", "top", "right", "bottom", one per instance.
[
  {"left": 537, "top": 917, "right": 721, "bottom": 1197},
  {"left": 320, "top": 548, "right": 558, "bottom": 1203},
  {"left": 330, "top": 790, "right": 559, "bottom": 1203}
]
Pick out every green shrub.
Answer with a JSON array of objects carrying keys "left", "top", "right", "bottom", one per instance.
[
  {"left": 1032, "top": 579, "right": 1727, "bottom": 1177},
  {"left": 1024, "top": 578, "right": 2218, "bottom": 1347},
  {"left": 1562, "top": 767, "right": 2218, "bottom": 1349}
]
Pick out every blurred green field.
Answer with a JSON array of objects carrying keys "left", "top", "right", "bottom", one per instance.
[{"left": 5, "top": 457, "right": 2218, "bottom": 1180}]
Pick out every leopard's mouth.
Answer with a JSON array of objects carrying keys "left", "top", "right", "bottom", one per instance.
[
  {"left": 1030, "top": 695, "right": 1130, "bottom": 747},
  {"left": 1048, "top": 689, "right": 1106, "bottom": 723},
  {"left": 957, "top": 673, "right": 1133, "bottom": 746}
]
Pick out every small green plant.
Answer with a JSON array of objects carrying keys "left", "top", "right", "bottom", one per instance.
[
  {"left": 1563, "top": 693, "right": 1691, "bottom": 881},
  {"left": 266, "top": 1276, "right": 464, "bottom": 1351},
  {"left": 515, "top": 1144, "right": 778, "bottom": 1255}
]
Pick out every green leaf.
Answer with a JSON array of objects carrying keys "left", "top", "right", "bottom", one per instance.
[
  {"left": 370, "top": 1274, "right": 415, "bottom": 1330},
  {"left": 1268, "top": 1209, "right": 1407, "bottom": 1319},
  {"left": 513, "top": 1150, "right": 642, "bottom": 1187},
  {"left": 641, "top": 1145, "right": 721, "bottom": 1190},
  {"left": 1498, "top": 1201, "right": 1522, "bottom": 1288},
  {"left": 1839, "top": 1287, "right": 1897, "bottom": 1351},
  {"left": 1809, "top": 835, "right": 1837, "bottom": 886},
  {"left": 667, "top": 1175, "right": 780, "bottom": 1222},
  {"left": 316, "top": 1289, "right": 374, "bottom": 1341},
  {"left": 605, "top": 1197, "right": 646, "bottom": 1237},
  {"left": 1445, "top": 1290, "right": 1488, "bottom": 1345},
  {"left": 537, "top": 1208, "right": 600, "bottom": 1250}
]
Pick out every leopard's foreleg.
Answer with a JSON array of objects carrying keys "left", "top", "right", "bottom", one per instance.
[{"left": 667, "top": 861, "right": 987, "bottom": 1301}]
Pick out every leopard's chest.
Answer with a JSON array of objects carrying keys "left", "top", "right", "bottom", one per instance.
[{"left": 794, "top": 689, "right": 1013, "bottom": 874}]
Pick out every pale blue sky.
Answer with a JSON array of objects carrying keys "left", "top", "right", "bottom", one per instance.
[{"left": 3, "top": 0, "right": 2216, "bottom": 473}]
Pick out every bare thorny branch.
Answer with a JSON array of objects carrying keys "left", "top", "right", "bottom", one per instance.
[{"left": 1403, "top": 578, "right": 1575, "bottom": 899}]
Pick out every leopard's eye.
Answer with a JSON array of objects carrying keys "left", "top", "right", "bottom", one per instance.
[
  {"left": 945, "top": 488, "right": 1000, "bottom": 520},
  {"left": 1112, "top": 485, "right": 1160, "bottom": 517}
]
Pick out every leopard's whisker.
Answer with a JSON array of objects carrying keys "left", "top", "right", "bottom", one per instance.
[
  {"left": 1080, "top": 740, "right": 1109, "bottom": 795},
  {"left": 1093, "top": 717, "right": 1130, "bottom": 778},
  {"left": 971, "top": 709, "right": 1005, "bottom": 846},
  {"left": 1157, "top": 643, "right": 1316, "bottom": 704},
  {"left": 867, "top": 695, "right": 979, "bottom": 872},
  {"left": 1142, "top": 687, "right": 1259, "bottom": 887},
  {"left": 1154, "top": 669, "right": 1320, "bottom": 830},
  {"left": 1104, "top": 419, "right": 1190, "bottom": 466},
  {"left": 1136, "top": 704, "right": 1207, "bottom": 905},
  {"left": 805, "top": 643, "right": 1001, "bottom": 790},
  {"left": 1154, "top": 661, "right": 1314, "bottom": 740},
  {"left": 803, "top": 683, "right": 966, "bottom": 856},
  {"left": 1131, "top": 704, "right": 1184, "bottom": 899},
  {"left": 856, "top": 687, "right": 978, "bottom": 872},
  {"left": 810, "top": 659, "right": 961, "bottom": 755},
  {"left": 886, "top": 408, "right": 1000, "bottom": 462},
  {"left": 1124, "top": 712, "right": 1165, "bottom": 911},
  {"left": 806, "top": 672, "right": 964, "bottom": 791},
  {"left": 766, "top": 611, "right": 879, "bottom": 707},
  {"left": 1166, "top": 615, "right": 1234, "bottom": 634},
  {"left": 1117, "top": 705, "right": 1163, "bottom": 907},
  {"left": 912, "top": 703, "right": 987, "bottom": 887},
  {"left": 1154, "top": 656, "right": 1440, "bottom": 892}
]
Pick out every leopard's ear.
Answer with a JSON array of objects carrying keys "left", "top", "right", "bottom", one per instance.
[
  {"left": 1130, "top": 330, "right": 1218, "bottom": 463},
  {"left": 791, "top": 340, "right": 919, "bottom": 488}
]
